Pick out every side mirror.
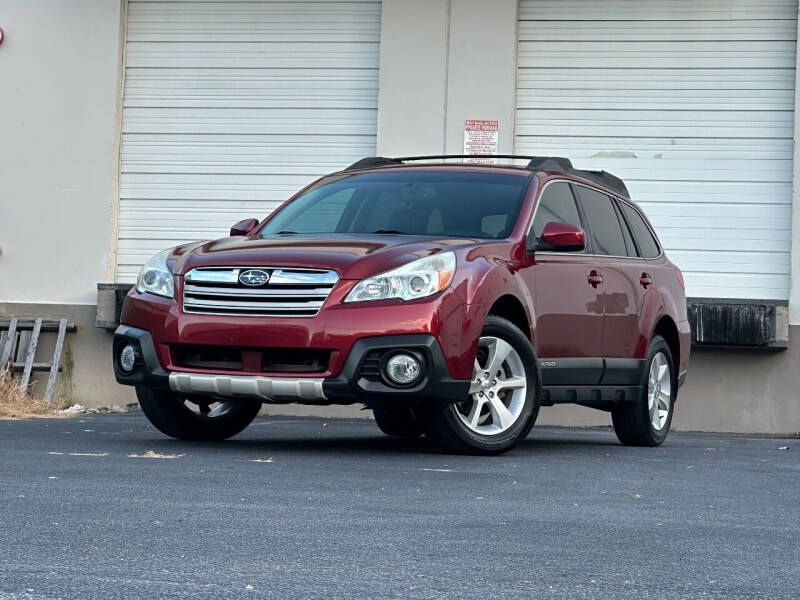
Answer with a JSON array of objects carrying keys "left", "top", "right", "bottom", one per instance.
[
  {"left": 536, "top": 222, "right": 585, "bottom": 252},
  {"left": 230, "top": 218, "right": 259, "bottom": 237}
]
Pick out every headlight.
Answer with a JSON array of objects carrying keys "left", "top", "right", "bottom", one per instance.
[
  {"left": 136, "top": 249, "right": 174, "bottom": 298},
  {"left": 345, "top": 251, "right": 455, "bottom": 303}
]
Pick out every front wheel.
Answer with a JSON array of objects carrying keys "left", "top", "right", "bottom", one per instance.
[
  {"left": 422, "top": 315, "right": 540, "bottom": 455},
  {"left": 136, "top": 387, "right": 261, "bottom": 441},
  {"left": 612, "top": 335, "right": 676, "bottom": 446}
]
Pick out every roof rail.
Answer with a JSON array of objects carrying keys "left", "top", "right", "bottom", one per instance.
[
  {"left": 343, "top": 155, "right": 629, "bottom": 197},
  {"left": 393, "top": 155, "right": 574, "bottom": 171},
  {"left": 525, "top": 156, "right": 573, "bottom": 171},
  {"left": 577, "top": 170, "right": 629, "bottom": 198},
  {"left": 345, "top": 157, "right": 403, "bottom": 171}
]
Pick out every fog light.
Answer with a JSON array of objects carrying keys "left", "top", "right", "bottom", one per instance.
[
  {"left": 385, "top": 353, "right": 421, "bottom": 386},
  {"left": 119, "top": 343, "right": 137, "bottom": 373}
]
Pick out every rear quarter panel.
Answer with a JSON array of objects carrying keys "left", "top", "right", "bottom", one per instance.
[{"left": 654, "top": 260, "right": 691, "bottom": 375}]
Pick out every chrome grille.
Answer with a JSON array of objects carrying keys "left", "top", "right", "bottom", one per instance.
[{"left": 182, "top": 267, "right": 339, "bottom": 317}]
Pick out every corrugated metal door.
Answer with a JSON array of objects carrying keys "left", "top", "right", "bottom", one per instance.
[
  {"left": 515, "top": 0, "right": 797, "bottom": 300},
  {"left": 115, "top": 0, "right": 381, "bottom": 281}
]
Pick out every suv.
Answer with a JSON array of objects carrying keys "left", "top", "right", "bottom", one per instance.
[{"left": 113, "top": 155, "right": 690, "bottom": 454}]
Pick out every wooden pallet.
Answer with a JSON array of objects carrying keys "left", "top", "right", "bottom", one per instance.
[{"left": 0, "top": 318, "right": 76, "bottom": 403}]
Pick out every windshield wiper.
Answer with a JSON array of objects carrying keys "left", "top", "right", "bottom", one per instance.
[
  {"left": 276, "top": 230, "right": 298, "bottom": 234},
  {"left": 371, "top": 229, "right": 405, "bottom": 234}
]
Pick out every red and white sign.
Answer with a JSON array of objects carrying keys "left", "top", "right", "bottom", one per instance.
[{"left": 463, "top": 120, "right": 498, "bottom": 164}]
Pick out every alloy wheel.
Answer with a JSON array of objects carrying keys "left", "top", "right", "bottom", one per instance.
[
  {"left": 183, "top": 396, "right": 240, "bottom": 419},
  {"left": 454, "top": 336, "right": 527, "bottom": 435},
  {"left": 648, "top": 352, "right": 671, "bottom": 431}
]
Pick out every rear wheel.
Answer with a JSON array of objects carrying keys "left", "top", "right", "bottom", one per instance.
[
  {"left": 422, "top": 315, "right": 540, "bottom": 455},
  {"left": 136, "top": 386, "right": 261, "bottom": 441},
  {"left": 372, "top": 406, "right": 423, "bottom": 438},
  {"left": 612, "top": 335, "right": 675, "bottom": 446}
]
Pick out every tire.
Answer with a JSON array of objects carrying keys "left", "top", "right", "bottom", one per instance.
[
  {"left": 372, "top": 406, "right": 423, "bottom": 438},
  {"left": 612, "top": 335, "right": 676, "bottom": 447},
  {"left": 421, "top": 315, "right": 540, "bottom": 455},
  {"left": 136, "top": 386, "right": 261, "bottom": 441}
]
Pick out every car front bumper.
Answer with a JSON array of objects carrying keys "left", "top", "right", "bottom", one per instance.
[{"left": 113, "top": 325, "right": 470, "bottom": 406}]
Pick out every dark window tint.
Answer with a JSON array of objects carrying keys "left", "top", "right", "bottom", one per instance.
[
  {"left": 613, "top": 201, "right": 637, "bottom": 257},
  {"left": 620, "top": 202, "right": 660, "bottom": 258},
  {"left": 575, "top": 186, "right": 628, "bottom": 257},
  {"left": 260, "top": 171, "right": 531, "bottom": 239},
  {"left": 531, "top": 182, "right": 583, "bottom": 250}
]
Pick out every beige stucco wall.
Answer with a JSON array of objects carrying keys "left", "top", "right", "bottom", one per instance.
[
  {"left": 0, "top": 0, "right": 122, "bottom": 305},
  {"left": 376, "top": 0, "right": 518, "bottom": 157},
  {"left": 376, "top": 0, "right": 450, "bottom": 156},
  {"left": 444, "top": 0, "right": 518, "bottom": 155}
]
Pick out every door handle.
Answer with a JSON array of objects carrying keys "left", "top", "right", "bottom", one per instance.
[
  {"left": 587, "top": 270, "right": 603, "bottom": 287},
  {"left": 640, "top": 273, "right": 653, "bottom": 288}
]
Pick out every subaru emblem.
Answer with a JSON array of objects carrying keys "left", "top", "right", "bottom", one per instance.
[{"left": 238, "top": 269, "right": 270, "bottom": 287}]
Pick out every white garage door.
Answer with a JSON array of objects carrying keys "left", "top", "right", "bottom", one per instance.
[
  {"left": 515, "top": 0, "right": 797, "bottom": 300},
  {"left": 115, "top": 0, "right": 381, "bottom": 281}
]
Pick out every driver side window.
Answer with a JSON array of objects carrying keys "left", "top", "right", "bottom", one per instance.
[{"left": 531, "top": 182, "right": 585, "bottom": 252}]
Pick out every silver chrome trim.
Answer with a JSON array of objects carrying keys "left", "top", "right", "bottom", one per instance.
[
  {"left": 183, "top": 298, "right": 325, "bottom": 311},
  {"left": 182, "top": 266, "right": 339, "bottom": 317},
  {"left": 183, "top": 284, "right": 331, "bottom": 298},
  {"left": 185, "top": 267, "right": 339, "bottom": 286},
  {"left": 169, "top": 372, "right": 327, "bottom": 402},
  {"left": 185, "top": 269, "right": 239, "bottom": 284},
  {"left": 270, "top": 269, "right": 339, "bottom": 285}
]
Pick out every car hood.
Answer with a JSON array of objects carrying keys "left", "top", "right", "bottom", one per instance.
[{"left": 170, "top": 234, "right": 482, "bottom": 280}]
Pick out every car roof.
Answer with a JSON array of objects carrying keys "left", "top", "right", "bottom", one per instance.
[{"left": 338, "top": 156, "right": 630, "bottom": 199}]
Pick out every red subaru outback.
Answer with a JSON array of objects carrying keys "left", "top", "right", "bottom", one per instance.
[{"left": 113, "top": 156, "right": 690, "bottom": 454}]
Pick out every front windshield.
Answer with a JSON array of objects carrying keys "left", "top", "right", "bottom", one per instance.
[{"left": 259, "top": 171, "right": 531, "bottom": 239}]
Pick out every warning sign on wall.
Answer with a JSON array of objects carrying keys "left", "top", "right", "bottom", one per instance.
[{"left": 463, "top": 120, "right": 498, "bottom": 164}]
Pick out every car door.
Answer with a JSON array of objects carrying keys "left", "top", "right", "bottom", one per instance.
[
  {"left": 573, "top": 185, "right": 641, "bottom": 364},
  {"left": 523, "top": 181, "right": 605, "bottom": 385},
  {"left": 616, "top": 198, "right": 663, "bottom": 354}
]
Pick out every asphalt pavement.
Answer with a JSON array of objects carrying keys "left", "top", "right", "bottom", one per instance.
[{"left": 0, "top": 413, "right": 797, "bottom": 599}]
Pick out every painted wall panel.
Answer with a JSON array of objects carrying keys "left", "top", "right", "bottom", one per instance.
[{"left": 0, "top": 0, "right": 122, "bottom": 304}]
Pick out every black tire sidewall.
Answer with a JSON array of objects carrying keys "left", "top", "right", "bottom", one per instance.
[
  {"left": 639, "top": 335, "right": 676, "bottom": 444},
  {"left": 372, "top": 405, "right": 423, "bottom": 438},
  {"left": 436, "top": 315, "right": 540, "bottom": 453},
  {"left": 136, "top": 386, "right": 261, "bottom": 441}
]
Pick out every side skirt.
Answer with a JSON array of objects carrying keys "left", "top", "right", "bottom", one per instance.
[
  {"left": 538, "top": 357, "right": 646, "bottom": 408},
  {"left": 541, "top": 385, "right": 642, "bottom": 407}
]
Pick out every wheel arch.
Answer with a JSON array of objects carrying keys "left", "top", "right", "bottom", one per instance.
[
  {"left": 483, "top": 297, "right": 542, "bottom": 402},
  {"left": 487, "top": 294, "right": 533, "bottom": 343},
  {"left": 653, "top": 315, "right": 680, "bottom": 374}
]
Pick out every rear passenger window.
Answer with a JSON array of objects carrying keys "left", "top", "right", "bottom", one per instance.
[
  {"left": 620, "top": 202, "right": 660, "bottom": 258},
  {"left": 575, "top": 186, "right": 628, "bottom": 257},
  {"left": 613, "top": 201, "right": 637, "bottom": 257},
  {"left": 531, "top": 183, "right": 584, "bottom": 251}
]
